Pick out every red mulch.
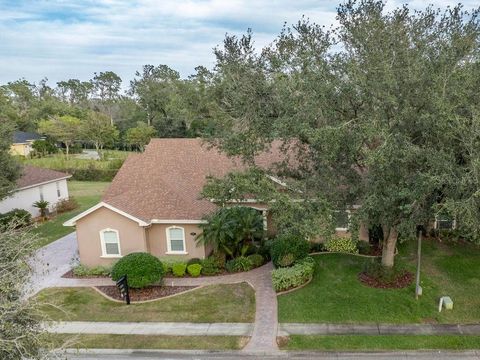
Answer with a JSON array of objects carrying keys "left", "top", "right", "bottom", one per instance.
[
  {"left": 61, "top": 270, "right": 109, "bottom": 279},
  {"left": 95, "top": 285, "right": 197, "bottom": 302},
  {"left": 358, "top": 270, "right": 414, "bottom": 289}
]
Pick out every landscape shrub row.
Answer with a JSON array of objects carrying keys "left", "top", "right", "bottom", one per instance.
[
  {"left": 272, "top": 256, "right": 315, "bottom": 292},
  {"left": 72, "top": 264, "right": 111, "bottom": 277}
]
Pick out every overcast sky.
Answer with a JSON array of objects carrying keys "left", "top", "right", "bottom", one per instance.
[{"left": 0, "top": 0, "right": 478, "bottom": 88}]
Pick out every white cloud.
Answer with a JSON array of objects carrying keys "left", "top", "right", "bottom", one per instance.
[{"left": 0, "top": 0, "right": 477, "bottom": 87}]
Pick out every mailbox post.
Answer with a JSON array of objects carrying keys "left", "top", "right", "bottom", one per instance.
[{"left": 116, "top": 275, "right": 130, "bottom": 305}]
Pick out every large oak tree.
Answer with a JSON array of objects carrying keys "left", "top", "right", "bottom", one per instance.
[{"left": 206, "top": 0, "right": 480, "bottom": 267}]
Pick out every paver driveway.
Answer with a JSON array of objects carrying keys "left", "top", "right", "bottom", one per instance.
[{"left": 27, "top": 232, "right": 78, "bottom": 297}]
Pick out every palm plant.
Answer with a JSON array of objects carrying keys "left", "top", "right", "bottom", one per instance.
[
  {"left": 196, "top": 206, "right": 264, "bottom": 259},
  {"left": 33, "top": 200, "right": 49, "bottom": 220}
]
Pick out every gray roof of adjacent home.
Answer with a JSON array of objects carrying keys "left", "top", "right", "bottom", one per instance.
[{"left": 13, "top": 131, "right": 43, "bottom": 144}]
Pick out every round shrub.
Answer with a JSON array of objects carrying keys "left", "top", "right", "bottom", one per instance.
[
  {"left": 325, "top": 236, "right": 358, "bottom": 254},
  {"left": 172, "top": 263, "right": 187, "bottom": 277},
  {"left": 111, "top": 252, "right": 164, "bottom": 288},
  {"left": 225, "top": 256, "right": 253, "bottom": 273},
  {"left": 187, "top": 264, "right": 202, "bottom": 277},
  {"left": 271, "top": 234, "right": 310, "bottom": 268},
  {"left": 247, "top": 254, "right": 264, "bottom": 268},
  {"left": 187, "top": 258, "right": 202, "bottom": 266},
  {"left": 201, "top": 258, "right": 222, "bottom": 275}
]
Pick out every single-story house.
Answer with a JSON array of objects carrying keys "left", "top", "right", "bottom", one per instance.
[
  {"left": 10, "top": 131, "right": 44, "bottom": 157},
  {"left": 64, "top": 139, "right": 368, "bottom": 267},
  {"left": 0, "top": 165, "right": 71, "bottom": 217}
]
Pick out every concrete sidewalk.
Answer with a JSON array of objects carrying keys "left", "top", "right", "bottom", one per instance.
[
  {"left": 46, "top": 321, "right": 254, "bottom": 336},
  {"left": 279, "top": 323, "right": 480, "bottom": 336}
]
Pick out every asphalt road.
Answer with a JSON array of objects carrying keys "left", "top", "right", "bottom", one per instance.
[{"left": 61, "top": 350, "right": 480, "bottom": 359}]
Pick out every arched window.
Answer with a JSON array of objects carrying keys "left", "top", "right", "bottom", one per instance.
[
  {"left": 166, "top": 226, "right": 186, "bottom": 254},
  {"left": 100, "top": 228, "right": 121, "bottom": 257}
]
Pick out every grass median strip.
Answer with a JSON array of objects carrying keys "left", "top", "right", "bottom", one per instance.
[
  {"left": 36, "top": 283, "right": 255, "bottom": 323},
  {"left": 51, "top": 334, "right": 249, "bottom": 350},
  {"left": 279, "top": 335, "right": 480, "bottom": 350}
]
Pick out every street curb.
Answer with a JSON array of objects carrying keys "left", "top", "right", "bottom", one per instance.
[{"left": 61, "top": 348, "right": 480, "bottom": 356}]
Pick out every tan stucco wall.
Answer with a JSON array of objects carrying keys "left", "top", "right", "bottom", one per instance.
[
  {"left": 76, "top": 207, "right": 148, "bottom": 267},
  {"left": 10, "top": 143, "right": 31, "bottom": 157},
  {"left": 146, "top": 224, "right": 208, "bottom": 259}
]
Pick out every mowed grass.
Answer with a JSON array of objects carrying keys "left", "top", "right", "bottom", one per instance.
[
  {"left": 51, "top": 334, "right": 248, "bottom": 350},
  {"left": 278, "top": 238, "right": 480, "bottom": 324},
  {"left": 32, "top": 181, "right": 109, "bottom": 248},
  {"left": 23, "top": 150, "right": 130, "bottom": 170},
  {"left": 280, "top": 335, "right": 480, "bottom": 351},
  {"left": 36, "top": 283, "right": 255, "bottom": 323}
]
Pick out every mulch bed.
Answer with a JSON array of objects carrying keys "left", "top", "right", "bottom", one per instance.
[
  {"left": 358, "top": 270, "right": 414, "bottom": 289},
  {"left": 95, "top": 285, "right": 197, "bottom": 302},
  {"left": 62, "top": 270, "right": 109, "bottom": 279}
]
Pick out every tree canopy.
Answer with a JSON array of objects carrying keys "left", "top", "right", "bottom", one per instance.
[{"left": 203, "top": 0, "right": 480, "bottom": 267}]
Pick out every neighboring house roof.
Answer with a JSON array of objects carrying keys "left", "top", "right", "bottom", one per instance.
[
  {"left": 16, "top": 165, "right": 71, "bottom": 190},
  {"left": 13, "top": 131, "right": 44, "bottom": 144},
  {"left": 65, "top": 138, "right": 290, "bottom": 226}
]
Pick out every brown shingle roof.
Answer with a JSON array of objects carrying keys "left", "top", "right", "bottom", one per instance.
[
  {"left": 102, "top": 138, "right": 289, "bottom": 221},
  {"left": 17, "top": 165, "right": 71, "bottom": 189}
]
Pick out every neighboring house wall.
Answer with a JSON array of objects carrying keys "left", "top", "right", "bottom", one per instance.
[
  {"left": 0, "top": 179, "right": 69, "bottom": 216},
  {"left": 146, "top": 224, "right": 208, "bottom": 259},
  {"left": 10, "top": 143, "right": 33, "bottom": 157},
  {"left": 76, "top": 207, "right": 149, "bottom": 267}
]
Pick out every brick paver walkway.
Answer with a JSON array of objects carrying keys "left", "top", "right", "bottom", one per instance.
[
  {"left": 167, "top": 262, "right": 278, "bottom": 352},
  {"left": 30, "top": 236, "right": 279, "bottom": 353}
]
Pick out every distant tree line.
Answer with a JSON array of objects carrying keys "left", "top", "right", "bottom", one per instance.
[{"left": 0, "top": 66, "right": 218, "bottom": 152}]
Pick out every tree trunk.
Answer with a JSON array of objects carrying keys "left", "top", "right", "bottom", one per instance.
[
  {"left": 381, "top": 226, "right": 398, "bottom": 268},
  {"left": 65, "top": 143, "right": 70, "bottom": 160}
]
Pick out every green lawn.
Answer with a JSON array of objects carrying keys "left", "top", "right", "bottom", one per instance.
[
  {"left": 23, "top": 150, "right": 131, "bottom": 170},
  {"left": 32, "top": 181, "right": 109, "bottom": 248},
  {"left": 51, "top": 334, "right": 248, "bottom": 350},
  {"left": 278, "top": 239, "right": 480, "bottom": 324},
  {"left": 280, "top": 335, "right": 480, "bottom": 350},
  {"left": 36, "top": 283, "right": 255, "bottom": 323}
]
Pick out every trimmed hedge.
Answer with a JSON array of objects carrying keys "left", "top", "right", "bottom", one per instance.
[
  {"left": 172, "top": 263, "right": 187, "bottom": 277},
  {"left": 187, "top": 264, "right": 202, "bottom": 277},
  {"left": 325, "top": 236, "right": 358, "bottom": 254},
  {"left": 67, "top": 167, "right": 118, "bottom": 181},
  {"left": 111, "top": 252, "right": 164, "bottom": 288},
  {"left": 271, "top": 234, "right": 310, "bottom": 267},
  {"left": 272, "top": 256, "right": 315, "bottom": 292}
]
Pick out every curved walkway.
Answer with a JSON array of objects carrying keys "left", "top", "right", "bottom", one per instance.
[
  {"left": 28, "top": 236, "right": 279, "bottom": 353},
  {"left": 167, "top": 262, "right": 278, "bottom": 352}
]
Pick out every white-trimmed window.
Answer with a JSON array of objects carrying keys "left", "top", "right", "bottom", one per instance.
[
  {"left": 56, "top": 182, "right": 61, "bottom": 198},
  {"left": 166, "top": 226, "right": 186, "bottom": 254},
  {"left": 334, "top": 210, "right": 350, "bottom": 231},
  {"left": 100, "top": 228, "right": 121, "bottom": 257},
  {"left": 39, "top": 185, "right": 44, "bottom": 201},
  {"left": 434, "top": 215, "right": 456, "bottom": 230}
]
